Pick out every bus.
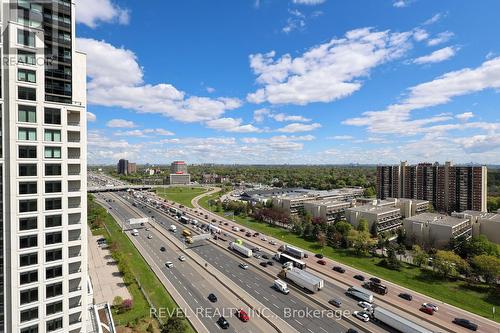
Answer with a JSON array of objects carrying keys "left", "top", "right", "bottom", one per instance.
[
  {"left": 347, "top": 286, "right": 373, "bottom": 303},
  {"left": 182, "top": 229, "right": 192, "bottom": 237},
  {"left": 274, "top": 252, "right": 306, "bottom": 270}
]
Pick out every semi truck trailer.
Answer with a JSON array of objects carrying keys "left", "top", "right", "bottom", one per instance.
[
  {"left": 372, "top": 307, "right": 434, "bottom": 333},
  {"left": 229, "top": 242, "right": 253, "bottom": 258},
  {"left": 278, "top": 267, "right": 323, "bottom": 293}
]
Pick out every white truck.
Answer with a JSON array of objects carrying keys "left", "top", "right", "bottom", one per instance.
[
  {"left": 229, "top": 242, "right": 253, "bottom": 258},
  {"left": 278, "top": 267, "right": 324, "bottom": 293},
  {"left": 179, "top": 216, "right": 189, "bottom": 224},
  {"left": 273, "top": 279, "right": 290, "bottom": 294},
  {"left": 372, "top": 307, "right": 434, "bottom": 333},
  {"left": 208, "top": 224, "right": 221, "bottom": 234},
  {"left": 346, "top": 286, "right": 374, "bottom": 303},
  {"left": 169, "top": 225, "right": 177, "bottom": 232},
  {"left": 280, "top": 244, "right": 305, "bottom": 259}
]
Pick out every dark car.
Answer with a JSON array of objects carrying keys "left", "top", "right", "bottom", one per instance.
[
  {"left": 353, "top": 275, "right": 365, "bottom": 281},
  {"left": 369, "top": 277, "right": 381, "bottom": 284},
  {"left": 208, "top": 293, "right": 218, "bottom": 303},
  {"left": 211, "top": 219, "right": 217, "bottom": 222},
  {"left": 260, "top": 262, "right": 268, "bottom": 268},
  {"left": 347, "top": 329, "right": 358, "bottom": 333},
  {"left": 267, "top": 261, "right": 274, "bottom": 266},
  {"left": 262, "top": 254, "right": 270, "bottom": 260},
  {"left": 317, "top": 260, "right": 327, "bottom": 265},
  {"left": 217, "top": 316, "right": 229, "bottom": 329},
  {"left": 315, "top": 254, "right": 324, "bottom": 259},
  {"left": 246, "top": 232, "right": 252, "bottom": 237},
  {"left": 333, "top": 266, "right": 346, "bottom": 273},
  {"left": 329, "top": 299, "right": 342, "bottom": 307},
  {"left": 452, "top": 318, "right": 478, "bottom": 331},
  {"left": 399, "top": 293, "right": 413, "bottom": 301},
  {"left": 224, "top": 222, "right": 229, "bottom": 226},
  {"left": 160, "top": 247, "right": 166, "bottom": 252}
]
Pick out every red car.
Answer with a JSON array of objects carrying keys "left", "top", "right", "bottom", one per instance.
[
  {"left": 419, "top": 306, "right": 434, "bottom": 315},
  {"left": 317, "top": 260, "right": 327, "bottom": 265},
  {"left": 236, "top": 309, "right": 249, "bottom": 322}
]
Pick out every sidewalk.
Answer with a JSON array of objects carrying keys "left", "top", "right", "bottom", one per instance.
[{"left": 88, "top": 229, "right": 131, "bottom": 304}]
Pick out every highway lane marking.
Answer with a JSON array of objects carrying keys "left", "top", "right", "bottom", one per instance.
[
  {"left": 319, "top": 327, "right": 328, "bottom": 333},
  {"left": 263, "top": 296, "right": 269, "bottom": 302},
  {"left": 290, "top": 299, "right": 296, "bottom": 304},
  {"left": 307, "top": 329, "right": 314, "bottom": 333},
  {"left": 272, "top": 303, "right": 279, "bottom": 309},
  {"left": 254, "top": 290, "right": 260, "bottom": 295},
  {"left": 294, "top": 319, "right": 303, "bottom": 326}
]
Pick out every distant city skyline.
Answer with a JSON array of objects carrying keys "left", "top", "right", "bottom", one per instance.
[{"left": 77, "top": 0, "right": 500, "bottom": 165}]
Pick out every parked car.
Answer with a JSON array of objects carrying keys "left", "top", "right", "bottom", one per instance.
[
  {"left": 399, "top": 293, "right": 412, "bottom": 301},
  {"left": 333, "top": 266, "right": 346, "bottom": 273},
  {"left": 353, "top": 311, "right": 370, "bottom": 322},
  {"left": 328, "top": 299, "right": 342, "bottom": 307},
  {"left": 208, "top": 293, "right": 218, "bottom": 303},
  {"left": 452, "top": 318, "right": 478, "bottom": 331},
  {"left": 315, "top": 254, "right": 324, "bottom": 259},
  {"left": 217, "top": 316, "right": 229, "bottom": 329},
  {"left": 353, "top": 275, "right": 365, "bottom": 281},
  {"left": 236, "top": 309, "right": 249, "bottom": 322},
  {"left": 317, "top": 260, "right": 327, "bottom": 265}
]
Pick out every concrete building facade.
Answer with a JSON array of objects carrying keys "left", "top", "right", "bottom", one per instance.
[
  {"left": 377, "top": 161, "right": 487, "bottom": 213},
  {"left": 1, "top": 1, "right": 89, "bottom": 332},
  {"left": 403, "top": 213, "right": 473, "bottom": 249}
]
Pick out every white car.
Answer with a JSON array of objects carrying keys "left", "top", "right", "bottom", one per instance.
[
  {"left": 353, "top": 311, "right": 370, "bottom": 322},
  {"left": 165, "top": 261, "right": 174, "bottom": 268},
  {"left": 269, "top": 240, "right": 277, "bottom": 245},
  {"left": 147, "top": 234, "right": 152, "bottom": 239},
  {"left": 145, "top": 228, "right": 150, "bottom": 231},
  {"left": 178, "top": 255, "right": 186, "bottom": 262},
  {"left": 358, "top": 301, "right": 373, "bottom": 310},
  {"left": 261, "top": 237, "right": 267, "bottom": 241},
  {"left": 422, "top": 303, "right": 439, "bottom": 312},
  {"left": 239, "top": 263, "right": 249, "bottom": 270}
]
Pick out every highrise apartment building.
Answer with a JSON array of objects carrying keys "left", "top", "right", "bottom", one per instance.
[
  {"left": 377, "top": 162, "right": 487, "bottom": 213},
  {"left": 116, "top": 158, "right": 128, "bottom": 175},
  {"left": 1, "top": 1, "right": 88, "bottom": 332}
]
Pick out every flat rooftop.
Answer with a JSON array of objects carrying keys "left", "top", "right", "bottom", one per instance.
[
  {"left": 406, "top": 213, "right": 470, "bottom": 226},
  {"left": 462, "top": 210, "right": 500, "bottom": 222},
  {"left": 305, "top": 199, "right": 353, "bottom": 207},
  {"left": 349, "top": 204, "right": 400, "bottom": 214}
]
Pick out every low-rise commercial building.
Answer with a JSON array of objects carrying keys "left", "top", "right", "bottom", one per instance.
[
  {"left": 403, "top": 213, "right": 472, "bottom": 249},
  {"left": 303, "top": 200, "right": 354, "bottom": 223},
  {"left": 346, "top": 202, "right": 403, "bottom": 235},
  {"left": 460, "top": 210, "right": 500, "bottom": 244}
]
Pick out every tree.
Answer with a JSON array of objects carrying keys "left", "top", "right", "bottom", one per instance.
[
  {"left": 357, "top": 219, "right": 369, "bottom": 233},
  {"left": 471, "top": 255, "right": 500, "bottom": 286},
  {"left": 433, "top": 250, "right": 469, "bottom": 278},
  {"left": 112, "top": 296, "right": 123, "bottom": 309},
  {"left": 412, "top": 245, "right": 429, "bottom": 268},
  {"left": 347, "top": 230, "right": 374, "bottom": 256},
  {"left": 122, "top": 299, "right": 133, "bottom": 311},
  {"left": 317, "top": 232, "right": 327, "bottom": 248},
  {"left": 162, "top": 316, "right": 187, "bottom": 333},
  {"left": 335, "top": 221, "right": 352, "bottom": 237},
  {"left": 384, "top": 245, "right": 401, "bottom": 270}
]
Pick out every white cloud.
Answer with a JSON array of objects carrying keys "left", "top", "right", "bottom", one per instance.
[
  {"left": 423, "top": 13, "right": 443, "bottom": 25},
  {"left": 427, "top": 31, "right": 454, "bottom": 46},
  {"left": 413, "top": 46, "right": 457, "bottom": 65},
  {"left": 206, "top": 87, "right": 216, "bottom": 93},
  {"left": 292, "top": 0, "right": 326, "bottom": 5},
  {"left": 247, "top": 27, "right": 414, "bottom": 105},
  {"left": 393, "top": 0, "right": 415, "bottom": 8},
  {"left": 343, "top": 56, "right": 500, "bottom": 135},
  {"left": 87, "top": 112, "right": 97, "bottom": 122},
  {"left": 277, "top": 123, "right": 321, "bottom": 133},
  {"left": 76, "top": 0, "right": 129, "bottom": 28},
  {"left": 283, "top": 9, "right": 306, "bottom": 34},
  {"left": 272, "top": 113, "right": 311, "bottom": 122},
  {"left": 106, "top": 119, "right": 137, "bottom": 128},
  {"left": 329, "top": 135, "right": 354, "bottom": 140},
  {"left": 454, "top": 135, "right": 500, "bottom": 154},
  {"left": 455, "top": 112, "right": 474, "bottom": 121},
  {"left": 114, "top": 128, "right": 175, "bottom": 137},
  {"left": 77, "top": 38, "right": 242, "bottom": 123},
  {"left": 413, "top": 28, "right": 429, "bottom": 42},
  {"left": 206, "top": 118, "right": 262, "bottom": 133},
  {"left": 253, "top": 109, "right": 270, "bottom": 123}
]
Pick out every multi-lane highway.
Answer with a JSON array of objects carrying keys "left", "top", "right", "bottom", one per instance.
[
  {"left": 96, "top": 192, "right": 276, "bottom": 333},
  {"left": 105, "top": 191, "right": 370, "bottom": 333}
]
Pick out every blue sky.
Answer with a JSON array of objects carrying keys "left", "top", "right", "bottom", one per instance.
[{"left": 77, "top": 0, "right": 500, "bottom": 165}]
